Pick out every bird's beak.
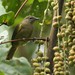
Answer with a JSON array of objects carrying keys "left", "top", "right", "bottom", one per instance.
[{"left": 35, "top": 17, "right": 39, "bottom": 20}]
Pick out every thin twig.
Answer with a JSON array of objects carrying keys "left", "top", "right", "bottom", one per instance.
[
  {"left": 0, "top": 38, "right": 50, "bottom": 45},
  {"left": 14, "top": 0, "right": 28, "bottom": 18}
]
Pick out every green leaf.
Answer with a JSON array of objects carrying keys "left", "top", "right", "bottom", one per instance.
[
  {"left": 0, "top": 71, "right": 4, "bottom": 75},
  {"left": 2, "top": 0, "right": 21, "bottom": 13},
  {"left": 0, "top": 1, "right": 6, "bottom": 16},
  {"left": 30, "top": 0, "right": 47, "bottom": 19},
  {"left": 38, "top": 0, "right": 47, "bottom": 2},
  {"left": 0, "top": 57, "right": 32, "bottom": 75},
  {"left": 7, "top": 11, "right": 15, "bottom": 25},
  {"left": 27, "top": 0, "right": 34, "bottom": 4},
  {"left": 0, "top": 25, "right": 13, "bottom": 60},
  {"left": 0, "top": 11, "right": 15, "bottom": 25}
]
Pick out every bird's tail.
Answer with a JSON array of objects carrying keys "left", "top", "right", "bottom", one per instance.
[{"left": 6, "top": 45, "right": 17, "bottom": 60}]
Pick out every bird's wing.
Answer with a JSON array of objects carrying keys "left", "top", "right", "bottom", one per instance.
[
  {"left": 12, "top": 25, "right": 18, "bottom": 40},
  {"left": 12, "top": 24, "right": 23, "bottom": 40},
  {"left": 12, "top": 23, "right": 33, "bottom": 40},
  {"left": 15, "top": 23, "right": 33, "bottom": 39}
]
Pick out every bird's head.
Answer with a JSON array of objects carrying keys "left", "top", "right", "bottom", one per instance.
[{"left": 25, "top": 16, "right": 39, "bottom": 24}]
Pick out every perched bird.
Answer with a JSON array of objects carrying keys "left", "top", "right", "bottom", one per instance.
[{"left": 6, "top": 16, "right": 39, "bottom": 60}]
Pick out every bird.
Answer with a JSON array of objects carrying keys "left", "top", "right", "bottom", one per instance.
[{"left": 6, "top": 16, "right": 39, "bottom": 60}]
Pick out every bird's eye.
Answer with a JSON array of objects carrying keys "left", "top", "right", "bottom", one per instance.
[{"left": 29, "top": 17, "right": 33, "bottom": 19}]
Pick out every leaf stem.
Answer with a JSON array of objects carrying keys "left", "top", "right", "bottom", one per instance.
[{"left": 14, "top": 0, "right": 28, "bottom": 18}]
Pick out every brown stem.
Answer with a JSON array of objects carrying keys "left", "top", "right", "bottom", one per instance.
[
  {"left": 47, "top": 0, "right": 64, "bottom": 74},
  {"left": 14, "top": 0, "right": 28, "bottom": 18},
  {"left": 0, "top": 37, "right": 49, "bottom": 45},
  {"left": 47, "top": 10, "right": 58, "bottom": 74}
]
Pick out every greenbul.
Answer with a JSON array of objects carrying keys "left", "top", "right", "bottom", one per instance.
[{"left": 6, "top": 16, "right": 39, "bottom": 60}]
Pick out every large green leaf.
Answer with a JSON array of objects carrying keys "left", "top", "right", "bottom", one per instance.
[
  {"left": 0, "top": 1, "right": 6, "bottom": 16},
  {"left": 0, "top": 71, "right": 4, "bottom": 75},
  {"left": 0, "top": 11, "right": 15, "bottom": 25},
  {"left": 2, "top": 0, "right": 21, "bottom": 13},
  {"left": 0, "top": 57, "right": 32, "bottom": 75},
  {"left": 0, "top": 25, "right": 13, "bottom": 60}
]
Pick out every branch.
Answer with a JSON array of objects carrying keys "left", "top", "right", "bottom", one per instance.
[
  {"left": 0, "top": 37, "right": 49, "bottom": 45},
  {"left": 14, "top": 0, "right": 28, "bottom": 18},
  {"left": 47, "top": 0, "right": 64, "bottom": 74},
  {"left": 59, "top": 0, "right": 64, "bottom": 15},
  {"left": 47, "top": 9, "right": 58, "bottom": 74}
]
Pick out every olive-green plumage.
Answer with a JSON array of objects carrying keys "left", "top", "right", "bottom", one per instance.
[{"left": 6, "top": 16, "right": 39, "bottom": 60}]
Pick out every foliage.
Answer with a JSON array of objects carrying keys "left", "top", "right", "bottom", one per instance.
[
  {"left": 0, "top": 57, "right": 32, "bottom": 75},
  {"left": 0, "top": 0, "right": 75, "bottom": 75}
]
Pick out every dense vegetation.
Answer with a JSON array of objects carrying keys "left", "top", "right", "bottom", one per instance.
[{"left": 0, "top": 0, "right": 75, "bottom": 75}]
